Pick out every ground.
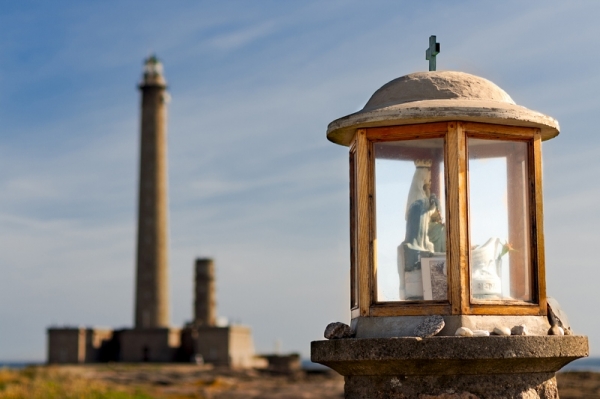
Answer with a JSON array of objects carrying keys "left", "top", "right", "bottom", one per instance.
[
  {"left": 0, "top": 365, "right": 596, "bottom": 398},
  {"left": 0, "top": 364, "right": 343, "bottom": 399}
]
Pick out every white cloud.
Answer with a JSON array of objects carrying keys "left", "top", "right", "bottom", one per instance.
[{"left": 207, "top": 21, "right": 279, "bottom": 51}]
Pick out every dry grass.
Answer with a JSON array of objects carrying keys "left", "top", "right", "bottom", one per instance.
[
  {"left": 5, "top": 364, "right": 593, "bottom": 399},
  {"left": 0, "top": 366, "right": 156, "bottom": 399},
  {"left": 0, "top": 365, "right": 344, "bottom": 399}
]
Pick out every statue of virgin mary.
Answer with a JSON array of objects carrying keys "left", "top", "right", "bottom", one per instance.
[
  {"left": 404, "top": 159, "right": 437, "bottom": 252},
  {"left": 398, "top": 159, "right": 445, "bottom": 299}
]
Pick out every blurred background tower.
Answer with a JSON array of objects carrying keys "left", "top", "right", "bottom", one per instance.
[
  {"left": 134, "top": 55, "right": 171, "bottom": 329},
  {"left": 195, "top": 258, "right": 216, "bottom": 326},
  {"left": 47, "top": 56, "right": 258, "bottom": 365}
]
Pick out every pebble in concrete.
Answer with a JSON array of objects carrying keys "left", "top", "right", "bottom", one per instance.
[
  {"left": 472, "top": 330, "right": 490, "bottom": 337},
  {"left": 565, "top": 327, "right": 573, "bottom": 335},
  {"left": 324, "top": 322, "right": 354, "bottom": 339},
  {"left": 493, "top": 326, "right": 511, "bottom": 336},
  {"left": 414, "top": 315, "right": 445, "bottom": 338},
  {"left": 549, "top": 325, "right": 565, "bottom": 336},
  {"left": 511, "top": 325, "right": 529, "bottom": 336},
  {"left": 455, "top": 327, "right": 474, "bottom": 337}
]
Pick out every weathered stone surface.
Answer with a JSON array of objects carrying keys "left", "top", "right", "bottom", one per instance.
[
  {"left": 326, "top": 71, "right": 560, "bottom": 147},
  {"left": 414, "top": 316, "right": 445, "bottom": 338},
  {"left": 343, "top": 373, "right": 559, "bottom": 399},
  {"left": 135, "top": 56, "right": 170, "bottom": 329},
  {"left": 420, "top": 393, "right": 479, "bottom": 399},
  {"left": 492, "top": 327, "right": 511, "bottom": 336},
  {"left": 512, "top": 325, "right": 528, "bottom": 336},
  {"left": 311, "top": 336, "right": 588, "bottom": 376},
  {"left": 472, "top": 330, "right": 490, "bottom": 337},
  {"left": 325, "top": 322, "right": 354, "bottom": 339},
  {"left": 351, "top": 315, "right": 551, "bottom": 338},
  {"left": 455, "top": 327, "right": 473, "bottom": 337}
]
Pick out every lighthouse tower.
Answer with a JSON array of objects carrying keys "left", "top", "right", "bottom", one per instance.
[
  {"left": 134, "top": 55, "right": 171, "bottom": 329},
  {"left": 119, "top": 56, "right": 178, "bottom": 362},
  {"left": 46, "top": 56, "right": 258, "bottom": 365}
]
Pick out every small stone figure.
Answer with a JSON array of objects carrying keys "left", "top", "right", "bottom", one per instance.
[
  {"left": 324, "top": 322, "right": 354, "bottom": 339},
  {"left": 414, "top": 315, "right": 445, "bottom": 338}
]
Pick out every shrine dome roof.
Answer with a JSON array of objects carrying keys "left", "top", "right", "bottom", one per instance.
[{"left": 327, "top": 71, "right": 559, "bottom": 146}]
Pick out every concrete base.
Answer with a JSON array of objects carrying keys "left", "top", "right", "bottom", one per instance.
[
  {"left": 351, "top": 315, "right": 551, "bottom": 338},
  {"left": 344, "top": 373, "right": 558, "bottom": 399},
  {"left": 312, "top": 336, "right": 588, "bottom": 399}
]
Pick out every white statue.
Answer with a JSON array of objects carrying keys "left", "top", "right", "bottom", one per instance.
[
  {"left": 471, "top": 237, "right": 504, "bottom": 299},
  {"left": 404, "top": 160, "right": 438, "bottom": 252},
  {"left": 398, "top": 159, "right": 444, "bottom": 299}
]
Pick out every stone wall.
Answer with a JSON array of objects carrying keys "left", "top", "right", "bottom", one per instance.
[
  {"left": 47, "top": 327, "right": 114, "bottom": 364},
  {"left": 120, "top": 328, "right": 180, "bottom": 362},
  {"left": 194, "top": 325, "right": 255, "bottom": 368}
]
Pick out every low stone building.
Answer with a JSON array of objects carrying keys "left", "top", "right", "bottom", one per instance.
[
  {"left": 47, "top": 327, "right": 113, "bottom": 364},
  {"left": 119, "top": 328, "right": 181, "bottom": 362},
  {"left": 259, "top": 353, "right": 302, "bottom": 374},
  {"left": 181, "top": 325, "right": 255, "bottom": 368}
]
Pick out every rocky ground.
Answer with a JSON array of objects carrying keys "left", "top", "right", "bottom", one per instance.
[
  {"left": 556, "top": 371, "right": 600, "bottom": 398},
  {"left": 47, "top": 364, "right": 345, "bottom": 398},
  {"left": 1, "top": 364, "right": 598, "bottom": 398}
]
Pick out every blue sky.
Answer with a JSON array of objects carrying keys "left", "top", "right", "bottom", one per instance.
[{"left": 1, "top": 1, "right": 600, "bottom": 360}]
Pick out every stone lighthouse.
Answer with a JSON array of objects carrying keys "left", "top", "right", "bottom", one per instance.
[
  {"left": 134, "top": 55, "right": 170, "bottom": 329},
  {"left": 46, "top": 56, "right": 257, "bottom": 364}
]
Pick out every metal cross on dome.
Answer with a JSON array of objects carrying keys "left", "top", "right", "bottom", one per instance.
[{"left": 426, "top": 35, "right": 440, "bottom": 71}]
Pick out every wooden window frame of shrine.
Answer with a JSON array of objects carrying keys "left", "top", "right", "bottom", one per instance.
[{"left": 349, "top": 122, "right": 546, "bottom": 319}]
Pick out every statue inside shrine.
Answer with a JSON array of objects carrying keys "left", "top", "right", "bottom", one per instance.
[
  {"left": 404, "top": 159, "right": 438, "bottom": 253},
  {"left": 471, "top": 238, "right": 514, "bottom": 300},
  {"left": 398, "top": 159, "right": 446, "bottom": 300},
  {"left": 397, "top": 159, "right": 510, "bottom": 300}
]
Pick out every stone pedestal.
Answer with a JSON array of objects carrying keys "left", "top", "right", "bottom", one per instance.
[{"left": 311, "top": 336, "right": 588, "bottom": 399}]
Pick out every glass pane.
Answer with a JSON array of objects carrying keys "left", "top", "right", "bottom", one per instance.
[
  {"left": 468, "top": 138, "right": 532, "bottom": 302},
  {"left": 374, "top": 139, "right": 447, "bottom": 302},
  {"left": 349, "top": 148, "right": 358, "bottom": 309}
]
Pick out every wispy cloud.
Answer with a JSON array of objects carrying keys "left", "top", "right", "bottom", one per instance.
[
  {"left": 207, "top": 21, "right": 279, "bottom": 51},
  {"left": 2, "top": 1, "right": 600, "bottom": 359}
]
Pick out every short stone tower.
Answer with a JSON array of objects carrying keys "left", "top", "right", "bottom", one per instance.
[
  {"left": 194, "top": 258, "right": 216, "bottom": 326},
  {"left": 134, "top": 55, "right": 170, "bottom": 329}
]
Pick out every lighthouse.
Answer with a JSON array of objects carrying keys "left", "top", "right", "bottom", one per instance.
[{"left": 134, "top": 55, "right": 171, "bottom": 329}]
